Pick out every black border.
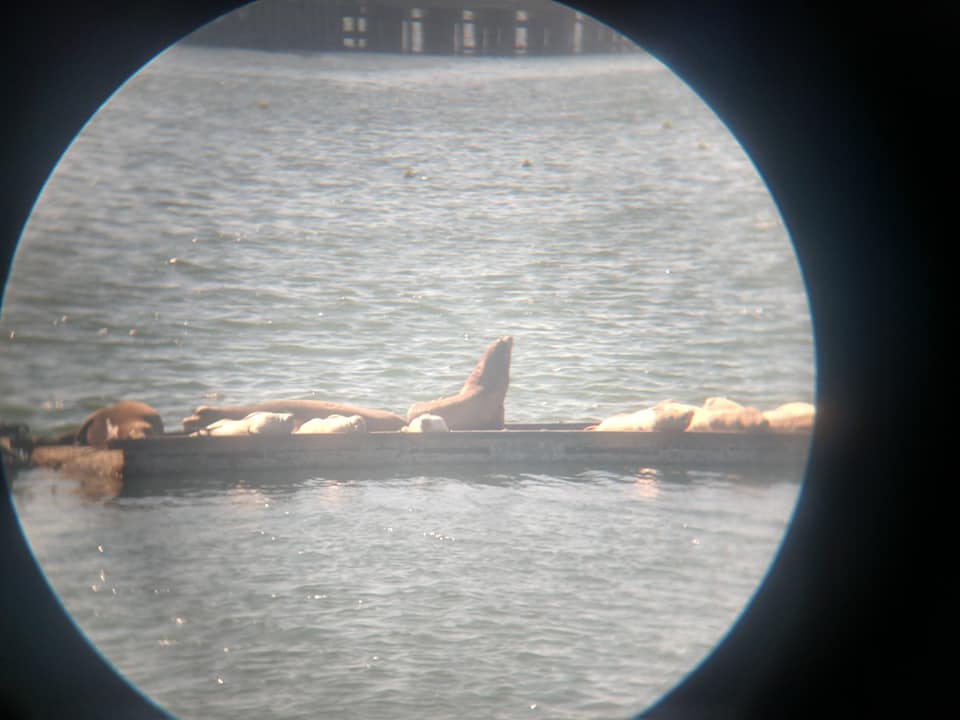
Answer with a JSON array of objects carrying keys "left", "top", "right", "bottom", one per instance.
[{"left": 2, "top": 2, "right": 942, "bottom": 718}]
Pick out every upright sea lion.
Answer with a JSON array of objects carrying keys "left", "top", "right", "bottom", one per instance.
[
  {"left": 182, "top": 399, "right": 406, "bottom": 433},
  {"left": 406, "top": 336, "right": 513, "bottom": 430},
  {"left": 75, "top": 401, "right": 164, "bottom": 447}
]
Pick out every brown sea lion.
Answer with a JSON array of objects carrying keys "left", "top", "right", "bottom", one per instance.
[
  {"left": 182, "top": 399, "right": 406, "bottom": 433},
  {"left": 75, "top": 401, "right": 165, "bottom": 447},
  {"left": 406, "top": 336, "right": 513, "bottom": 430},
  {"left": 762, "top": 402, "right": 815, "bottom": 434}
]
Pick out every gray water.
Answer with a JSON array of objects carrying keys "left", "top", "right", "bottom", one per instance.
[{"left": 3, "top": 45, "right": 814, "bottom": 719}]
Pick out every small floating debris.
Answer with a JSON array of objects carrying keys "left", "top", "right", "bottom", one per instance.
[
  {"left": 662, "top": 119, "right": 673, "bottom": 129},
  {"left": 256, "top": 100, "right": 270, "bottom": 109},
  {"left": 403, "top": 168, "right": 416, "bottom": 178},
  {"left": 521, "top": 158, "right": 533, "bottom": 168}
]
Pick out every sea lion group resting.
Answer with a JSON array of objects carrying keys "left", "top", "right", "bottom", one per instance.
[
  {"left": 36, "top": 335, "right": 814, "bottom": 448},
  {"left": 181, "top": 399, "right": 408, "bottom": 434},
  {"left": 588, "top": 397, "right": 815, "bottom": 434},
  {"left": 177, "top": 335, "right": 514, "bottom": 439},
  {"left": 41, "top": 337, "right": 511, "bottom": 447}
]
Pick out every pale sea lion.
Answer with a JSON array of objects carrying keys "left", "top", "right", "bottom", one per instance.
[
  {"left": 402, "top": 413, "right": 450, "bottom": 433},
  {"left": 182, "top": 399, "right": 406, "bottom": 433},
  {"left": 191, "top": 411, "right": 295, "bottom": 437},
  {"left": 74, "top": 401, "right": 164, "bottom": 447},
  {"left": 762, "top": 402, "right": 815, "bottom": 434},
  {"left": 591, "top": 401, "right": 695, "bottom": 432},
  {"left": 702, "top": 396, "right": 744, "bottom": 411},
  {"left": 686, "top": 405, "right": 769, "bottom": 432},
  {"left": 406, "top": 336, "right": 513, "bottom": 430},
  {"left": 191, "top": 418, "right": 248, "bottom": 437},
  {"left": 243, "top": 412, "right": 296, "bottom": 435},
  {"left": 293, "top": 415, "right": 367, "bottom": 434}
]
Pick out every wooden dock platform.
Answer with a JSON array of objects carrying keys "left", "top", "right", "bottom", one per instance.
[
  {"left": 118, "top": 424, "right": 811, "bottom": 477},
  {"left": 4, "top": 423, "right": 812, "bottom": 497}
]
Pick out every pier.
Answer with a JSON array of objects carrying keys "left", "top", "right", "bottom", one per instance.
[{"left": 185, "top": 1, "right": 637, "bottom": 55}]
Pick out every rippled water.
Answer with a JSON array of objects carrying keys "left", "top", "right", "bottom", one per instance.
[{"left": 3, "top": 45, "right": 814, "bottom": 719}]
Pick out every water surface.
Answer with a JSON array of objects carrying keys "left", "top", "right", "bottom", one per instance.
[{"left": 3, "top": 46, "right": 814, "bottom": 719}]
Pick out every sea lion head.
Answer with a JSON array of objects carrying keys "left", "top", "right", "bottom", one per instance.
[
  {"left": 78, "top": 401, "right": 164, "bottom": 446},
  {"left": 181, "top": 405, "right": 230, "bottom": 433},
  {"left": 119, "top": 418, "right": 161, "bottom": 440},
  {"left": 463, "top": 335, "right": 513, "bottom": 392},
  {"left": 403, "top": 413, "right": 450, "bottom": 433}
]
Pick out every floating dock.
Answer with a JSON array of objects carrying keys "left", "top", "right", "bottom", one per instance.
[{"left": 5, "top": 423, "right": 812, "bottom": 496}]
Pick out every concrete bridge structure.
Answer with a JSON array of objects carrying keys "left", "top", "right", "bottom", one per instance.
[{"left": 186, "top": 0, "right": 637, "bottom": 55}]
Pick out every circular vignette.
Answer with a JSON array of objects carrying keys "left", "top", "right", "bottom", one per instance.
[{"left": 1, "top": 2, "right": 940, "bottom": 720}]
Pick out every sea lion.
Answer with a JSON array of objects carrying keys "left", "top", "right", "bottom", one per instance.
[
  {"left": 591, "top": 401, "right": 695, "bottom": 432},
  {"left": 293, "top": 414, "right": 367, "bottom": 434},
  {"left": 686, "top": 404, "right": 769, "bottom": 432},
  {"left": 406, "top": 336, "right": 513, "bottom": 430},
  {"left": 243, "top": 412, "right": 296, "bottom": 435},
  {"left": 402, "top": 413, "right": 450, "bottom": 433},
  {"left": 762, "top": 402, "right": 815, "bottom": 434},
  {"left": 191, "top": 418, "right": 248, "bottom": 437},
  {"left": 191, "top": 411, "right": 296, "bottom": 437},
  {"left": 182, "top": 399, "right": 406, "bottom": 433},
  {"left": 702, "top": 396, "right": 744, "bottom": 411},
  {"left": 74, "top": 401, "right": 164, "bottom": 447}
]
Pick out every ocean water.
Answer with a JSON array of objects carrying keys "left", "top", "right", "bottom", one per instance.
[{"left": 2, "top": 44, "right": 814, "bottom": 719}]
